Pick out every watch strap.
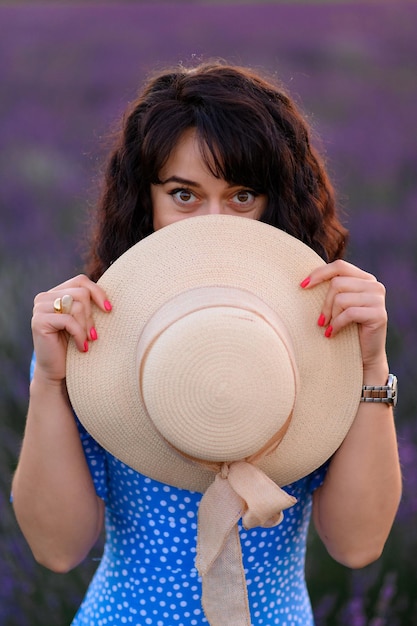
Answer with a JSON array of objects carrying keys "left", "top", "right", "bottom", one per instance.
[{"left": 360, "top": 373, "right": 397, "bottom": 406}]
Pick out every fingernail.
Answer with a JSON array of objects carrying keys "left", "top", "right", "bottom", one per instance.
[
  {"left": 83, "top": 340, "right": 89, "bottom": 352},
  {"left": 90, "top": 327, "right": 98, "bottom": 341},
  {"left": 317, "top": 313, "right": 326, "bottom": 327},
  {"left": 325, "top": 325, "right": 333, "bottom": 338},
  {"left": 300, "top": 276, "right": 311, "bottom": 288},
  {"left": 104, "top": 300, "right": 112, "bottom": 312}
]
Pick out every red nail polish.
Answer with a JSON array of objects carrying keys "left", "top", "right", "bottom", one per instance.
[
  {"left": 317, "top": 314, "right": 326, "bottom": 327},
  {"left": 325, "top": 325, "right": 333, "bottom": 338},
  {"left": 83, "top": 340, "right": 89, "bottom": 352},
  {"left": 90, "top": 327, "right": 98, "bottom": 341},
  {"left": 300, "top": 277, "right": 311, "bottom": 289},
  {"left": 104, "top": 300, "right": 112, "bottom": 312}
]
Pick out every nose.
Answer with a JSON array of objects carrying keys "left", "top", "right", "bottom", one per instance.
[{"left": 206, "top": 199, "right": 224, "bottom": 215}]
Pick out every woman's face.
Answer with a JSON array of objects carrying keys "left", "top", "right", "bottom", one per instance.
[{"left": 151, "top": 128, "right": 267, "bottom": 231}]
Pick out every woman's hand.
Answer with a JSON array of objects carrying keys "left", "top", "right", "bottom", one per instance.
[
  {"left": 31, "top": 274, "right": 112, "bottom": 384},
  {"left": 301, "top": 259, "right": 388, "bottom": 376}
]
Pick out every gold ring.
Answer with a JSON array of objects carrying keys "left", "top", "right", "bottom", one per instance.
[
  {"left": 61, "top": 294, "right": 74, "bottom": 314},
  {"left": 53, "top": 297, "right": 63, "bottom": 314}
]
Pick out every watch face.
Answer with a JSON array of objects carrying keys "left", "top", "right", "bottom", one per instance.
[{"left": 389, "top": 374, "right": 398, "bottom": 407}]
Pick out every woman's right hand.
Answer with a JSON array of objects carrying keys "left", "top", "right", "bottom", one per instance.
[{"left": 31, "top": 274, "right": 112, "bottom": 384}]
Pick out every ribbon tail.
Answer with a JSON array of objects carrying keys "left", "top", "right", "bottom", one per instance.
[
  {"left": 196, "top": 472, "right": 243, "bottom": 574},
  {"left": 200, "top": 524, "right": 251, "bottom": 626},
  {"left": 196, "top": 472, "right": 251, "bottom": 626}
]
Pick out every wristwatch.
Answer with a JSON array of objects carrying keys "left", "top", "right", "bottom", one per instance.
[{"left": 361, "top": 373, "right": 398, "bottom": 407}]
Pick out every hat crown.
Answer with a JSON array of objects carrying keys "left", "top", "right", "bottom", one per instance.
[{"left": 137, "top": 287, "right": 298, "bottom": 462}]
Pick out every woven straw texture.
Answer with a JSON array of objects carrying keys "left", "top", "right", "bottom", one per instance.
[{"left": 66, "top": 214, "right": 362, "bottom": 492}]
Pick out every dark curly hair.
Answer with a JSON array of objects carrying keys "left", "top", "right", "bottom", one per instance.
[{"left": 86, "top": 61, "right": 348, "bottom": 281}]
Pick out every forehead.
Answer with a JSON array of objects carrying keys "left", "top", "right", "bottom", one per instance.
[{"left": 158, "top": 128, "right": 218, "bottom": 179}]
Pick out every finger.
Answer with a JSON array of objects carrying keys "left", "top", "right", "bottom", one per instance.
[
  {"left": 34, "top": 279, "right": 111, "bottom": 352},
  {"left": 325, "top": 305, "right": 388, "bottom": 340},
  {"left": 36, "top": 289, "right": 91, "bottom": 343},
  {"left": 46, "top": 275, "right": 112, "bottom": 342},
  {"left": 300, "top": 259, "right": 376, "bottom": 288},
  {"left": 319, "top": 289, "right": 387, "bottom": 342},
  {"left": 48, "top": 274, "right": 112, "bottom": 314},
  {"left": 32, "top": 307, "right": 90, "bottom": 354},
  {"left": 319, "top": 278, "right": 385, "bottom": 328}
]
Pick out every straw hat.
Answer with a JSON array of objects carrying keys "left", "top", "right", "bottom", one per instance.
[{"left": 66, "top": 214, "right": 362, "bottom": 625}]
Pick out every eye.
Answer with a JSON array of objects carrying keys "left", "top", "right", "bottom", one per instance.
[
  {"left": 233, "top": 190, "right": 257, "bottom": 205},
  {"left": 169, "top": 188, "right": 197, "bottom": 204}
]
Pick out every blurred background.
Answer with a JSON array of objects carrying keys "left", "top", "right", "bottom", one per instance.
[{"left": 1, "top": 2, "right": 416, "bottom": 624}]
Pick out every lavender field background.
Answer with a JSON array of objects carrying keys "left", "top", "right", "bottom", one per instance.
[{"left": 1, "top": 3, "right": 417, "bottom": 625}]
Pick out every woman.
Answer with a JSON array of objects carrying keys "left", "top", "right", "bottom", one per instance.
[{"left": 12, "top": 62, "right": 401, "bottom": 625}]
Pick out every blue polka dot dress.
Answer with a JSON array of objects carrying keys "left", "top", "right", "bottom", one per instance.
[{"left": 71, "top": 420, "right": 326, "bottom": 626}]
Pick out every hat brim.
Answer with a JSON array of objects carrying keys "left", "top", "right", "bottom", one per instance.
[{"left": 66, "top": 215, "right": 362, "bottom": 492}]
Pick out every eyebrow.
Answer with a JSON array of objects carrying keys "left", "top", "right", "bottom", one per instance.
[
  {"left": 158, "top": 176, "right": 202, "bottom": 188},
  {"left": 157, "top": 175, "right": 244, "bottom": 191}
]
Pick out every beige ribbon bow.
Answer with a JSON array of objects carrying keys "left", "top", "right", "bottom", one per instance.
[{"left": 195, "top": 461, "right": 297, "bottom": 626}]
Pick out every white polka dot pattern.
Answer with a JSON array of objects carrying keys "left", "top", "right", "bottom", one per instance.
[{"left": 71, "top": 423, "right": 326, "bottom": 625}]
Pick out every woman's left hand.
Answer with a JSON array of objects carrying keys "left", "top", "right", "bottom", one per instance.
[
  {"left": 305, "top": 260, "right": 401, "bottom": 569},
  {"left": 301, "top": 259, "right": 388, "bottom": 374}
]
